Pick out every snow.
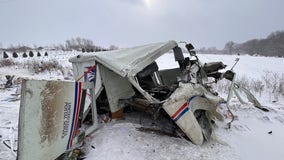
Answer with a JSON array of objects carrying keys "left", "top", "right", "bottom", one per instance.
[
  {"left": 84, "top": 122, "right": 238, "bottom": 160},
  {"left": 157, "top": 53, "right": 284, "bottom": 79},
  {"left": 216, "top": 103, "right": 284, "bottom": 160},
  {"left": 0, "top": 51, "right": 284, "bottom": 160},
  {"left": 0, "top": 88, "right": 19, "bottom": 160}
]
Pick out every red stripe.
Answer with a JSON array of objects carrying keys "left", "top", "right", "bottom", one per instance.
[
  {"left": 171, "top": 102, "right": 188, "bottom": 119},
  {"left": 70, "top": 82, "right": 82, "bottom": 147},
  {"left": 70, "top": 138, "right": 72, "bottom": 148}
]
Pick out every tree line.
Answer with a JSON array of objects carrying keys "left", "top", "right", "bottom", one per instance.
[
  {"left": 0, "top": 37, "right": 119, "bottom": 53},
  {"left": 199, "top": 30, "right": 284, "bottom": 57}
]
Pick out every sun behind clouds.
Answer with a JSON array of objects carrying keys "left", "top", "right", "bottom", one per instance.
[{"left": 144, "top": 0, "right": 154, "bottom": 8}]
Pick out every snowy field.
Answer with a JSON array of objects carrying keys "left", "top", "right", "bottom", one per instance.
[{"left": 0, "top": 51, "right": 284, "bottom": 160}]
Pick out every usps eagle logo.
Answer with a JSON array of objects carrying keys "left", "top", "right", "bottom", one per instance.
[{"left": 84, "top": 66, "right": 96, "bottom": 82}]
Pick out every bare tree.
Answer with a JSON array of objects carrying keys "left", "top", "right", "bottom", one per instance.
[
  {"left": 109, "top": 45, "right": 119, "bottom": 50},
  {"left": 222, "top": 30, "right": 284, "bottom": 57},
  {"left": 224, "top": 41, "right": 235, "bottom": 54}
]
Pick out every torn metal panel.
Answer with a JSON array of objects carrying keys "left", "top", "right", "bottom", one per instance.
[
  {"left": 18, "top": 80, "right": 83, "bottom": 160},
  {"left": 163, "top": 89, "right": 203, "bottom": 145},
  {"left": 163, "top": 83, "right": 223, "bottom": 145},
  {"left": 99, "top": 64, "right": 135, "bottom": 112},
  {"left": 233, "top": 83, "right": 269, "bottom": 112}
]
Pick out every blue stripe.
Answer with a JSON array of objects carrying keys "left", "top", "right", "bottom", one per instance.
[
  {"left": 66, "top": 82, "right": 78, "bottom": 149},
  {"left": 189, "top": 95, "right": 199, "bottom": 102},
  {"left": 218, "top": 101, "right": 227, "bottom": 104},
  {"left": 173, "top": 107, "right": 189, "bottom": 122}
]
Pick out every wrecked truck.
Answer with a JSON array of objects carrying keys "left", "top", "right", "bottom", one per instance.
[{"left": 17, "top": 40, "right": 267, "bottom": 160}]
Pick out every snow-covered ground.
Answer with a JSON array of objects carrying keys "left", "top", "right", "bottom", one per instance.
[
  {"left": 158, "top": 53, "right": 284, "bottom": 79},
  {"left": 0, "top": 51, "right": 284, "bottom": 160}
]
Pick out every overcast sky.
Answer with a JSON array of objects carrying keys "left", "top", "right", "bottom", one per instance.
[{"left": 0, "top": 0, "right": 283, "bottom": 49}]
